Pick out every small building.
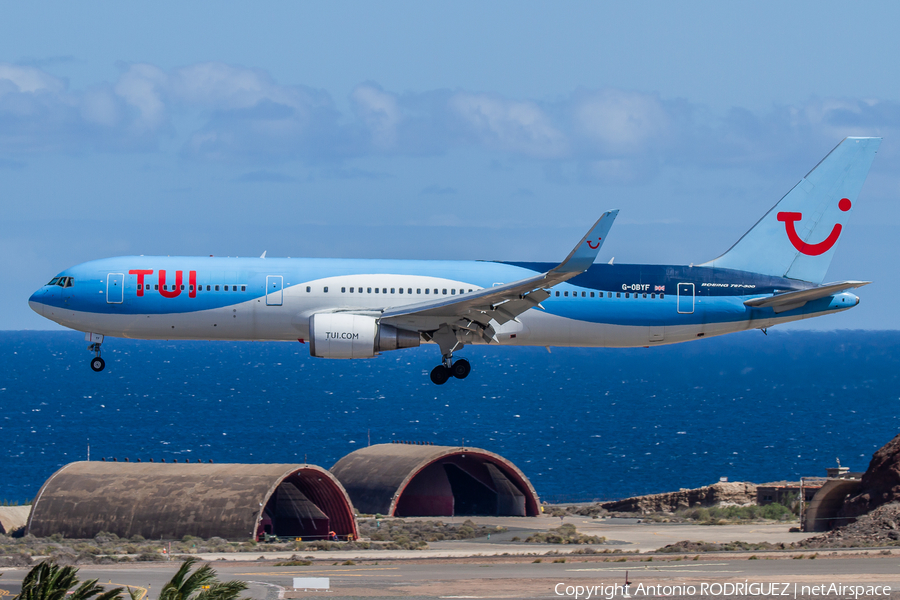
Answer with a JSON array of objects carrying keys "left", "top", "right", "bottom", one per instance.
[
  {"left": 331, "top": 442, "right": 540, "bottom": 517},
  {"left": 756, "top": 481, "right": 821, "bottom": 506},
  {"left": 28, "top": 461, "right": 357, "bottom": 541}
]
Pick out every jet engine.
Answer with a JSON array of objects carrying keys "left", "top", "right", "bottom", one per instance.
[{"left": 309, "top": 313, "right": 420, "bottom": 359}]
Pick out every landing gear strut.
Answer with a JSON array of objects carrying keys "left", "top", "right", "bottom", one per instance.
[
  {"left": 86, "top": 333, "right": 105, "bottom": 372},
  {"left": 427, "top": 325, "right": 472, "bottom": 385}
]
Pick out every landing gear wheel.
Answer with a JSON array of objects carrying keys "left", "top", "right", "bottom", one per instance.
[
  {"left": 430, "top": 365, "right": 451, "bottom": 385},
  {"left": 90, "top": 357, "right": 105, "bottom": 372},
  {"left": 451, "top": 358, "right": 471, "bottom": 379}
]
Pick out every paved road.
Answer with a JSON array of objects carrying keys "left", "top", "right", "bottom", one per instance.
[{"left": 4, "top": 553, "right": 900, "bottom": 599}]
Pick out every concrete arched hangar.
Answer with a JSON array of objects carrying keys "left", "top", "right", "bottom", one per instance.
[
  {"left": 331, "top": 443, "right": 540, "bottom": 517},
  {"left": 27, "top": 461, "right": 357, "bottom": 541}
]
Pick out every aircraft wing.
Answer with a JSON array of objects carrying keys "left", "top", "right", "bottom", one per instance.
[
  {"left": 380, "top": 210, "right": 618, "bottom": 342},
  {"left": 743, "top": 280, "right": 870, "bottom": 313}
]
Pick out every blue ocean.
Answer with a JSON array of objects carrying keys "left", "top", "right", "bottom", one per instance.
[{"left": 1, "top": 330, "right": 898, "bottom": 504}]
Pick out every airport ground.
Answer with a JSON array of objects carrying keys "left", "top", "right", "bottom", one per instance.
[{"left": 3, "top": 515, "right": 900, "bottom": 599}]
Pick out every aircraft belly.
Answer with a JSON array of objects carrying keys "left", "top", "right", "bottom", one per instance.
[{"left": 47, "top": 302, "right": 302, "bottom": 342}]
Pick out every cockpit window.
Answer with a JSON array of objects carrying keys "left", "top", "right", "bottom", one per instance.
[
  {"left": 63, "top": 277, "right": 73, "bottom": 287},
  {"left": 47, "top": 277, "right": 73, "bottom": 287},
  {"left": 47, "top": 277, "right": 60, "bottom": 286}
]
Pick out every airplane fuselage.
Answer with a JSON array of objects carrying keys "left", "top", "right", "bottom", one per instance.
[{"left": 29, "top": 255, "right": 857, "bottom": 350}]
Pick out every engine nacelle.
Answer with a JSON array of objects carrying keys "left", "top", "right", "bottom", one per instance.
[{"left": 309, "top": 313, "right": 420, "bottom": 359}]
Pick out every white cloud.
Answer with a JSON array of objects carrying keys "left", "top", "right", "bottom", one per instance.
[
  {"left": 352, "top": 84, "right": 401, "bottom": 150},
  {"left": 0, "top": 60, "right": 896, "bottom": 175},
  {"left": 113, "top": 63, "right": 168, "bottom": 131},
  {"left": 0, "top": 64, "right": 64, "bottom": 95},
  {"left": 573, "top": 89, "right": 672, "bottom": 155},
  {"left": 449, "top": 92, "right": 567, "bottom": 158}
]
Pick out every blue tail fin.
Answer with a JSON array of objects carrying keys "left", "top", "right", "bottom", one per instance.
[{"left": 703, "top": 137, "right": 881, "bottom": 283}]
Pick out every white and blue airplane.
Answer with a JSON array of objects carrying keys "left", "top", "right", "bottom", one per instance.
[{"left": 29, "top": 137, "right": 880, "bottom": 384}]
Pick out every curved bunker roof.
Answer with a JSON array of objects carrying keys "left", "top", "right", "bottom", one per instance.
[
  {"left": 28, "top": 462, "right": 357, "bottom": 541},
  {"left": 331, "top": 443, "right": 540, "bottom": 517}
]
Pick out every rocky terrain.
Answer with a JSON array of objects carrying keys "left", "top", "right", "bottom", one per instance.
[
  {"left": 598, "top": 481, "right": 758, "bottom": 513},
  {"left": 799, "top": 502, "right": 900, "bottom": 548},
  {"left": 838, "top": 433, "right": 900, "bottom": 520}
]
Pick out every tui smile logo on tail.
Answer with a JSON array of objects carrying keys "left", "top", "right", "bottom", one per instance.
[
  {"left": 586, "top": 237, "right": 602, "bottom": 249},
  {"left": 777, "top": 198, "right": 851, "bottom": 256}
]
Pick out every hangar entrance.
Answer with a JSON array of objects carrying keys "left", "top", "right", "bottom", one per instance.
[
  {"left": 395, "top": 457, "right": 527, "bottom": 517},
  {"left": 258, "top": 469, "right": 355, "bottom": 540}
]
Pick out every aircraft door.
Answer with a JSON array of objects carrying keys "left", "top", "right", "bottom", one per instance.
[
  {"left": 677, "top": 282, "right": 694, "bottom": 314},
  {"left": 106, "top": 273, "right": 124, "bottom": 304},
  {"left": 266, "top": 275, "right": 284, "bottom": 306}
]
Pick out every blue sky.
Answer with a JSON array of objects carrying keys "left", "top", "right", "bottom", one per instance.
[{"left": 3, "top": 1, "right": 899, "bottom": 330}]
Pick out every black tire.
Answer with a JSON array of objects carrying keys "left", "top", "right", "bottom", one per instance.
[
  {"left": 90, "top": 357, "right": 105, "bottom": 372},
  {"left": 430, "top": 365, "right": 450, "bottom": 385},
  {"left": 451, "top": 358, "right": 471, "bottom": 379}
]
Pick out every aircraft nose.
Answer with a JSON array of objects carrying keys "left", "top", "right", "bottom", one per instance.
[{"left": 28, "top": 290, "right": 45, "bottom": 316}]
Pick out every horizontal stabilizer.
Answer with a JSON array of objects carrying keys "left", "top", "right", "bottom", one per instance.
[{"left": 744, "top": 280, "right": 869, "bottom": 313}]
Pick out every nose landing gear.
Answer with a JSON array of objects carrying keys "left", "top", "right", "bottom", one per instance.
[
  {"left": 90, "top": 354, "right": 105, "bottom": 372},
  {"left": 86, "top": 332, "right": 105, "bottom": 372}
]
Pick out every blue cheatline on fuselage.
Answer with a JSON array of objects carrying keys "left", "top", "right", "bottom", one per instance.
[
  {"left": 32, "top": 256, "right": 840, "bottom": 329},
  {"left": 27, "top": 137, "right": 880, "bottom": 383}
]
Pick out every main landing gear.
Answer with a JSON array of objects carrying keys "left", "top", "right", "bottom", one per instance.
[
  {"left": 426, "top": 325, "right": 472, "bottom": 385},
  {"left": 86, "top": 332, "right": 105, "bottom": 372},
  {"left": 430, "top": 357, "right": 471, "bottom": 385}
]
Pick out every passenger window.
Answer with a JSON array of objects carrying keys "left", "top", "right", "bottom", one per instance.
[
  {"left": 324, "top": 287, "right": 329, "bottom": 293},
  {"left": 642, "top": 293, "right": 647, "bottom": 298},
  {"left": 651, "top": 293, "right": 656, "bottom": 299},
  {"left": 425, "top": 289, "right": 430, "bottom": 294},
  {"left": 408, "top": 288, "right": 412, "bottom": 294},
  {"left": 383, "top": 288, "right": 387, "bottom": 294},
  {"left": 434, "top": 289, "right": 438, "bottom": 294},
  {"left": 341, "top": 287, "right": 346, "bottom": 293},
  {"left": 590, "top": 292, "right": 595, "bottom": 298},
  {"left": 181, "top": 284, "right": 185, "bottom": 291},
  {"left": 660, "top": 293, "right": 665, "bottom": 299},
  {"left": 442, "top": 288, "right": 447, "bottom": 295},
  {"left": 368, "top": 287, "right": 372, "bottom": 293},
  {"left": 215, "top": 285, "right": 219, "bottom": 291},
  {"left": 391, "top": 288, "right": 395, "bottom": 294},
  {"left": 206, "top": 285, "right": 210, "bottom": 291},
  {"left": 399, "top": 288, "right": 404, "bottom": 294},
  {"left": 146, "top": 284, "right": 150, "bottom": 290},
  {"left": 224, "top": 285, "right": 229, "bottom": 291},
  {"left": 582, "top": 291, "right": 586, "bottom": 297},
  {"left": 616, "top": 292, "right": 620, "bottom": 298},
  {"left": 625, "top": 292, "right": 630, "bottom": 298},
  {"left": 350, "top": 287, "right": 354, "bottom": 293},
  {"left": 189, "top": 285, "right": 194, "bottom": 291},
  {"left": 375, "top": 288, "right": 379, "bottom": 293},
  {"left": 564, "top": 291, "right": 568, "bottom": 297},
  {"left": 241, "top": 285, "right": 246, "bottom": 291},
  {"left": 555, "top": 291, "right": 559, "bottom": 297},
  {"left": 417, "top": 289, "right": 421, "bottom": 294},
  {"left": 306, "top": 286, "right": 311, "bottom": 292},
  {"left": 451, "top": 289, "right": 455, "bottom": 295}
]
